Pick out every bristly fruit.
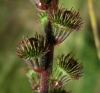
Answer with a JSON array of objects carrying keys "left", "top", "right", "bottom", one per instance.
[
  {"left": 16, "top": 33, "right": 49, "bottom": 73},
  {"left": 30, "top": 0, "right": 48, "bottom": 11},
  {"left": 25, "top": 66, "right": 41, "bottom": 92},
  {"left": 30, "top": 0, "right": 59, "bottom": 13},
  {"left": 50, "top": 53, "right": 83, "bottom": 88},
  {"left": 57, "top": 53, "right": 83, "bottom": 80},
  {"left": 49, "top": 7, "right": 83, "bottom": 44}
]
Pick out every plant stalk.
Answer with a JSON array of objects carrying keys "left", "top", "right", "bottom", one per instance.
[
  {"left": 88, "top": 0, "right": 100, "bottom": 60},
  {"left": 40, "top": 44, "right": 54, "bottom": 93}
]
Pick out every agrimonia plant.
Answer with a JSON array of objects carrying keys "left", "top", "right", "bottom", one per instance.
[{"left": 16, "top": 0, "right": 83, "bottom": 93}]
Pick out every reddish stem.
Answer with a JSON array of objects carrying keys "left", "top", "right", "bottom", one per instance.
[
  {"left": 40, "top": 45, "right": 54, "bottom": 93},
  {"left": 40, "top": 1, "right": 58, "bottom": 92},
  {"left": 40, "top": 70, "right": 50, "bottom": 93}
]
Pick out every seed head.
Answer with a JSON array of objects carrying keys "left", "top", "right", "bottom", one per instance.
[
  {"left": 49, "top": 7, "right": 83, "bottom": 44},
  {"left": 16, "top": 33, "right": 49, "bottom": 73},
  {"left": 51, "top": 53, "right": 83, "bottom": 88}
]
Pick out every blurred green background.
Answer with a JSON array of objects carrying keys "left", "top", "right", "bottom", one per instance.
[{"left": 0, "top": 0, "right": 100, "bottom": 93}]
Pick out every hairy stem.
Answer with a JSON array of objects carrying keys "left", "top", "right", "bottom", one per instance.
[
  {"left": 40, "top": 69, "right": 50, "bottom": 93},
  {"left": 40, "top": 44, "right": 54, "bottom": 93}
]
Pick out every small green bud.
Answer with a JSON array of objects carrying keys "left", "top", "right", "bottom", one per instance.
[
  {"left": 39, "top": 12, "right": 48, "bottom": 25},
  {"left": 25, "top": 67, "right": 40, "bottom": 92}
]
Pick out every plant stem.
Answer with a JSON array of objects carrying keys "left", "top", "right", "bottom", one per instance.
[
  {"left": 40, "top": 69, "right": 50, "bottom": 93},
  {"left": 88, "top": 0, "right": 100, "bottom": 60},
  {"left": 40, "top": 44, "right": 54, "bottom": 93}
]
